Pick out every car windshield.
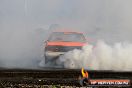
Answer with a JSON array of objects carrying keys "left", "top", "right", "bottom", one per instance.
[{"left": 48, "top": 32, "right": 86, "bottom": 42}]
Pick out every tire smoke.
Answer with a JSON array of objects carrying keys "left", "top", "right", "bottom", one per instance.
[{"left": 57, "top": 40, "right": 132, "bottom": 71}]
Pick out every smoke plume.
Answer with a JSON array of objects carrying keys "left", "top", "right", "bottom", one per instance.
[
  {"left": 0, "top": 0, "right": 132, "bottom": 70},
  {"left": 57, "top": 40, "right": 132, "bottom": 71}
]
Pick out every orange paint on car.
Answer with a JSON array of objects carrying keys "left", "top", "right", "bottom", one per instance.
[{"left": 47, "top": 42, "right": 87, "bottom": 46}]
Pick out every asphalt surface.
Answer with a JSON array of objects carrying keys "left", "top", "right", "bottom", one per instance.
[{"left": 0, "top": 68, "right": 132, "bottom": 87}]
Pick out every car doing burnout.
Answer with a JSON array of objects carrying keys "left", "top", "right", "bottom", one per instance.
[{"left": 44, "top": 31, "right": 87, "bottom": 65}]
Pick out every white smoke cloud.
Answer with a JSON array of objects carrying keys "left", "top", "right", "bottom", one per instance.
[
  {"left": 57, "top": 40, "right": 132, "bottom": 71},
  {"left": 0, "top": 0, "right": 132, "bottom": 70},
  {"left": 0, "top": 29, "right": 43, "bottom": 68}
]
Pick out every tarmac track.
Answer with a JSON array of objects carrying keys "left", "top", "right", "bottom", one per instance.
[{"left": 0, "top": 67, "right": 132, "bottom": 87}]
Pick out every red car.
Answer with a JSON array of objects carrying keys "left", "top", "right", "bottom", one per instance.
[{"left": 44, "top": 31, "right": 87, "bottom": 65}]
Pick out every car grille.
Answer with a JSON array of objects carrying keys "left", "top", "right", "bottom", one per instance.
[{"left": 45, "top": 46, "right": 82, "bottom": 52}]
